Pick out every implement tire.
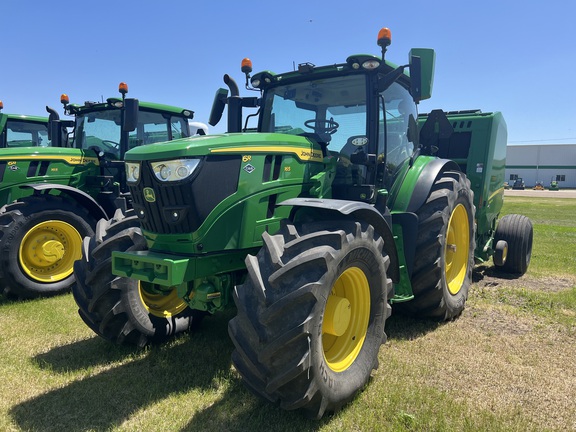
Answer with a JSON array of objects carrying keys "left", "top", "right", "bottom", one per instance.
[
  {"left": 72, "top": 209, "right": 196, "bottom": 347},
  {"left": 229, "top": 219, "right": 391, "bottom": 418},
  {"left": 0, "top": 196, "right": 95, "bottom": 298},
  {"left": 399, "top": 170, "right": 475, "bottom": 320},
  {"left": 494, "top": 214, "right": 533, "bottom": 275}
]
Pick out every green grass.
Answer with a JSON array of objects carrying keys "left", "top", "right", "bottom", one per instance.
[{"left": 1, "top": 196, "right": 575, "bottom": 431}]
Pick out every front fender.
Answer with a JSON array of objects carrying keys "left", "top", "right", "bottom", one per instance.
[
  {"left": 279, "top": 197, "right": 399, "bottom": 283},
  {"left": 20, "top": 183, "right": 109, "bottom": 221}
]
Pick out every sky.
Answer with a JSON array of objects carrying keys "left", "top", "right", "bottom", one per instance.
[{"left": 3, "top": 0, "right": 576, "bottom": 144}]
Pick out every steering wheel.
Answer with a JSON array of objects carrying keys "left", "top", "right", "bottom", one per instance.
[
  {"left": 304, "top": 119, "right": 340, "bottom": 135},
  {"left": 100, "top": 140, "right": 120, "bottom": 151}
]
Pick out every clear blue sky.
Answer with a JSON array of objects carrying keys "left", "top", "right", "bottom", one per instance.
[{"left": 3, "top": 0, "right": 575, "bottom": 144}]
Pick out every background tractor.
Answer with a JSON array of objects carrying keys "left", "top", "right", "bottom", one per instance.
[
  {"left": 512, "top": 177, "right": 525, "bottom": 189},
  {"left": 0, "top": 102, "right": 51, "bottom": 148},
  {"left": 0, "top": 83, "right": 196, "bottom": 299},
  {"left": 73, "top": 29, "right": 533, "bottom": 417},
  {"left": 549, "top": 178, "right": 559, "bottom": 190}
]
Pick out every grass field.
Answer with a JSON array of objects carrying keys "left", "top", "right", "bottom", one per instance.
[{"left": 1, "top": 197, "right": 575, "bottom": 432}]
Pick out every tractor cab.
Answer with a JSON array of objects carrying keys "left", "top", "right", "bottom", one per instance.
[
  {"left": 61, "top": 83, "right": 194, "bottom": 160},
  {"left": 210, "top": 29, "right": 435, "bottom": 203},
  {"left": 59, "top": 83, "right": 195, "bottom": 195},
  {"left": 255, "top": 71, "right": 419, "bottom": 200}
]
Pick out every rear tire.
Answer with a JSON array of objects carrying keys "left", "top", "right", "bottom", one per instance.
[
  {"left": 0, "top": 196, "right": 95, "bottom": 298},
  {"left": 72, "top": 209, "right": 197, "bottom": 347},
  {"left": 229, "top": 220, "right": 391, "bottom": 418},
  {"left": 493, "top": 214, "right": 533, "bottom": 275},
  {"left": 398, "top": 170, "right": 475, "bottom": 320}
]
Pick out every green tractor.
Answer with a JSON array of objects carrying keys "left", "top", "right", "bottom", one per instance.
[
  {"left": 73, "top": 29, "right": 533, "bottom": 416},
  {"left": 0, "top": 102, "right": 51, "bottom": 148},
  {"left": 0, "top": 83, "right": 196, "bottom": 299},
  {"left": 549, "top": 179, "right": 559, "bottom": 190}
]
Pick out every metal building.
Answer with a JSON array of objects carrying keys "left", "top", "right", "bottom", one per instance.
[{"left": 505, "top": 144, "right": 576, "bottom": 188}]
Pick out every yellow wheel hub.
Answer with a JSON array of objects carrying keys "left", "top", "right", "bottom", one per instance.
[
  {"left": 139, "top": 282, "right": 188, "bottom": 318},
  {"left": 322, "top": 266, "right": 370, "bottom": 373},
  {"left": 19, "top": 220, "right": 82, "bottom": 283},
  {"left": 445, "top": 204, "right": 470, "bottom": 295}
]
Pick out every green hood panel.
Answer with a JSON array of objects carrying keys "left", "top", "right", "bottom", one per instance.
[{"left": 124, "top": 133, "right": 324, "bottom": 163}]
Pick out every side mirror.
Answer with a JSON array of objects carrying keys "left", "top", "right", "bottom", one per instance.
[
  {"left": 409, "top": 48, "right": 435, "bottom": 103},
  {"left": 123, "top": 98, "right": 139, "bottom": 132},
  {"left": 209, "top": 88, "right": 228, "bottom": 126}
]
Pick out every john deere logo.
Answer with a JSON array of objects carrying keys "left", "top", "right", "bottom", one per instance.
[{"left": 143, "top": 187, "right": 156, "bottom": 203}]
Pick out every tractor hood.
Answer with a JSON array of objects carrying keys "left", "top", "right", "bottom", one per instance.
[{"left": 123, "top": 132, "right": 324, "bottom": 163}]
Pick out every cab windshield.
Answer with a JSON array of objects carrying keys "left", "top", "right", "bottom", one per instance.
[
  {"left": 260, "top": 74, "right": 367, "bottom": 158},
  {"left": 73, "top": 109, "right": 190, "bottom": 157}
]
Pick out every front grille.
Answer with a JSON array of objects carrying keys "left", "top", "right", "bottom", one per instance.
[{"left": 130, "top": 155, "right": 241, "bottom": 234}]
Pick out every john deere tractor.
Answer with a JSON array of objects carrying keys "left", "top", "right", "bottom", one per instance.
[
  {"left": 73, "top": 29, "right": 533, "bottom": 417},
  {"left": 0, "top": 83, "right": 196, "bottom": 299},
  {"left": 0, "top": 102, "right": 51, "bottom": 148}
]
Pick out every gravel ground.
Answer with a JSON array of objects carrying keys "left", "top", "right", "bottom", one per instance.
[{"left": 504, "top": 188, "right": 576, "bottom": 198}]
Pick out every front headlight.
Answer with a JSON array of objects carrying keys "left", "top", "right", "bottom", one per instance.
[
  {"left": 150, "top": 159, "right": 200, "bottom": 182},
  {"left": 126, "top": 162, "right": 141, "bottom": 182}
]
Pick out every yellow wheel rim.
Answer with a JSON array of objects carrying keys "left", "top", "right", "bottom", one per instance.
[
  {"left": 322, "top": 266, "right": 370, "bottom": 372},
  {"left": 139, "top": 282, "right": 188, "bottom": 318},
  {"left": 19, "top": 220, "right": 82, "bottom": 283},
  {"left": 445, "top": 204, "right": 470, "bottom": 295}
]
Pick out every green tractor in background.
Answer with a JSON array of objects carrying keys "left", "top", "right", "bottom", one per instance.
[
  {"left": 549, "top": 178, "right": 559, "bottom": 190},
  {"left": 73, "top": 29, "right": 533, "bottom": 417},
  {"left": 0, "top": 83, "right": 196, "bottom": 299},
  {"left": 0, "top": 102, "right": 51, "bottom": 148}
]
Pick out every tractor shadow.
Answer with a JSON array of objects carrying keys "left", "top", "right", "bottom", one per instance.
[
  {"left": 384, "top": 265, "right": 515, "bottom": 342},
  {"left": 32, "top": 337, "right": 137, "bottom": 372},
  {"left": 0, "top": 293, "right": 13, "bottom": 305},
  {"left": 0, "top": 288, "right": 68, "bottom": 304},
  {"left": 10, "top": 310, "right": 325, "bottom": 432},
  {"left": 473, "top": 263, "right": 524, "bottom": 283},
  {"left": 386, "top": 310, "right": 442, "bottom": 342},
  {"left": 11, "top": 312, "right": 234, "bottom": 432}
]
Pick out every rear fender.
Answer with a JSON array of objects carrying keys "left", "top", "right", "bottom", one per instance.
[
  {"left": 279, "top": 197, "right": 399, "bottom": 283},
  {"left": 404, "top": 158, "right": 460, "bottom": 213},
  {"left": 391, "top": 157, "right": 462, "bottom": 285}
]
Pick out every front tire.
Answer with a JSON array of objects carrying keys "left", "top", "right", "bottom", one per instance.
[
  {"left": 0, "top": 196, "right": 95, "bottom": 298},
  {"left": 399, "top": 170, "right": 475, "bottom": 320},
  {"left": 229, "top": 220, "right": 392, "bottom": 418},
  {"left": 72, "top": 209, "right": 196, "bottom": 347}
]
